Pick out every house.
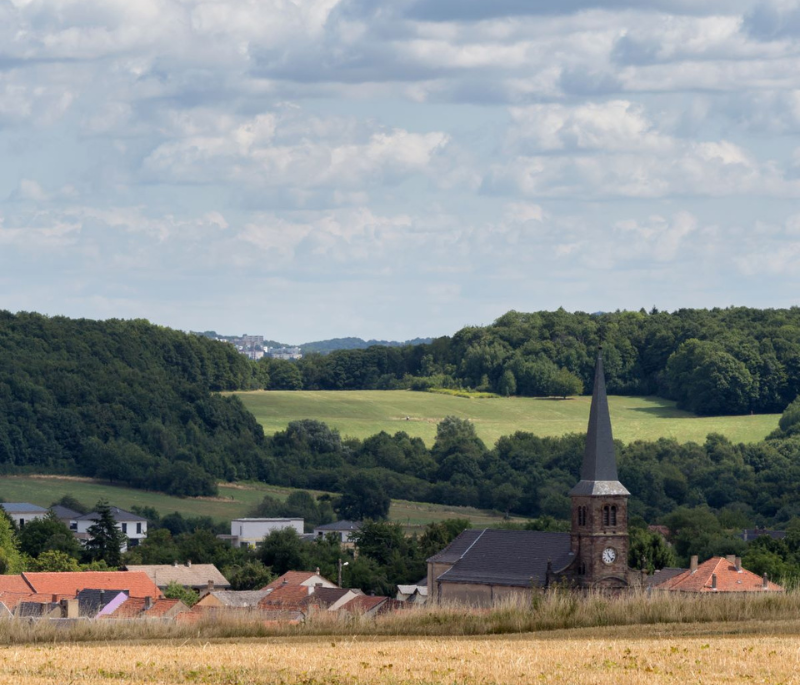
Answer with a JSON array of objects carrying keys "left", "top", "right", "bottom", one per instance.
[
  {"left": 101, "top": 596, "right": 189, "bottom": 619},
  {"left": 342, "top": 595, "right": 399, "bottom": 616},
  {"left": 396, "top": 582, "right": 428, "bottom": 604},
  {"left": 225, "top": 518, "right": 303, "bottom": 548},
  {"left": 427, "top": 349, "right": 636, "bottom": 605},
  {"left": 195, "top": 590, "right": 271, "bottom": 609},
  {"left": 50, "top": 505, "right": 81, "bottom": 530},
  {"left": 741, "top": 528, "right": 787, "bottom": 542},
  {"left": 262, "top": 570, "right": 338, "bottom": 591},
  {"left": 74, "top": 507, "right": 148, "bottom": 550},
  {"left": 124, "top": 562, "right": 231, "bottom": 592},
  {"left": 78, "top": 589, "right": 128, "bottom": 618},
  {"left": 313, "top": 520, "right": 361, "bottom": 544},
  {"left": 21, "top": 571, "right": 162, "bottom": 599},
  {"left": 1, "top": 503, "right": 48, "bottom": 529},
  {"left": 652, "top": 555, "right": 784, "bottom": 593}
]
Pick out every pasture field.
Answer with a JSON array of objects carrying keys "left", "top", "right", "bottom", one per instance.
[
  {"left": 0, "top": 475, "right": 522, "bottom": 530},
  {"left": 234, "top": 390, "right": 780, "bottom": 446},
  {"left": 1, "top": 625, "right": 800, "bottom": 684}
]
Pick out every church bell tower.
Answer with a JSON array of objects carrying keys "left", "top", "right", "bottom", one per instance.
[{"left": 569, "top": 348, "right": 630, "bottom": 588}]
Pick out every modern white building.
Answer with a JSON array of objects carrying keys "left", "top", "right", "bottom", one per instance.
[
  {"left": 74, "top": 507, "right": 148, "bottom": 551},
  {"left": 313, "top": 520, "right": 362, "bottom": 544},
  {"left": 0, "top": 503, "right": 49, "bottom": 529},
  {"left": 228, "top": 518, "right": 303, "bottom": 548}
]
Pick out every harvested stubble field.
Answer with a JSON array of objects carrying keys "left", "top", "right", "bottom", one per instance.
[
  {"left": 2, "top": 625, "right": 800, "bottom": 684},
  {"left": 3, "top": 594, "right": 800, "bottom": 683}
]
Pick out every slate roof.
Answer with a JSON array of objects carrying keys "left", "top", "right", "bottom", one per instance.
[
  {"left": 426, "top": 529, "right": 483, "bottom": 564},
  {"left": 0, "top": 503, "right": 48, "bottom": 514},
  {"left": 435, "top": 529, "right": 574, "bottom": 587},
  {"left": 569, "top": 349, "right": 629, "bottom": 497},
  {"left": 124, "top": 564, "right": 230, "bottom": 589},
  {"left": 201, "top": 590, "right": 271, "bottom": 608},
  {"left": 657, "top": 557, "right": 784, "bottom": 593},
  {"left": 77, "top": 588, "right": 127, "bottom": 616},
  {"left": 645, "top": 567, "right": 686, "bottom": 589},
  {"left": 22, "top": 571, "right": 162, "bottom": 598},
  {"left": 314, "top": 521, "right": 361, "bottom": 532},
  {"left": 75, "top": 507, "right": 148, "bottom": 522},
  {"left": 50, "top": 505, "right": 81, "bottom": 520},
  {"left": 304, "top": 587, "right": 352, "bottom": 609}
]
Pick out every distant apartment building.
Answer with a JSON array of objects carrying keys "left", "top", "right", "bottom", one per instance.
[{"left": 268, "top": 347, "right": 303, "bottom": 360}]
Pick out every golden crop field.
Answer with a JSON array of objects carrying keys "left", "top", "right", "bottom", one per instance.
[{"left": 2, "top": 626, "right": 800, "bottom": 684}]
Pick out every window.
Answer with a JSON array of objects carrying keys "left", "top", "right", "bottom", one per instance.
[
  {"left": 136, "top": 522, "right": 142, "bottom": 534},
  {"left": 578, "top": 562, "right": 586, "bottom": 576},
  {"left": 610, "top": 506, "right": 617, "bottom": 527},
  {"left": 602, "top": 505, "right": 610, "bottom": 527},
  {"left": 577, "top": 506, "right": 587, "bottom": 526},
  {"left": 121, "top": 523, "right": 127, "bottom": 534},
  {"left": 19, "top": 519, "right": 24, "bottom": 529}
]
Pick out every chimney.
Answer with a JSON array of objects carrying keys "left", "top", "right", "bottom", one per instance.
[
  {"left": 763, "top": 573, "right": 769, "bottom": 589},
  {"left": 207, "top": 580, "right": 214, "bottom": 591},
  {"left": 690, "top": 555, "right": 698, "bottom": 573},
  {"left": 144, "top": 596, "right": 153, "bottom": 610},
  {"left": 726, "top": 554, "right": 736, "bottom": 565},
  {"left": 315, "top": 567, "right": 320, "bottom": 575},
  {"left": 711, "top": 573, "right": 717, "bottom": 590},
  {"left": 735, "top": 557, "right": 742, "bottom": 572},
  {"left": 282, "top": 578, "right": 288, "bottom": 586}
]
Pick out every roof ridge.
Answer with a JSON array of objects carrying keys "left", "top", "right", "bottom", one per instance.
[{"left": 459, "top": 528, "right": 487, "bottom": 560}]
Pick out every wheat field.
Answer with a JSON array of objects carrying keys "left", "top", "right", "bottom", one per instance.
[{"left": 0, "top": 628, "right": 798, "bottom": 684}]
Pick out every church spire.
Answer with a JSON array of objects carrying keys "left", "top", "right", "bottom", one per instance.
[{"left": 569, "top": 348, "right": 629, "bottom": 496}]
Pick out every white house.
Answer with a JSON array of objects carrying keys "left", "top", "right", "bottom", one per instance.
[
  {"left": 74, "top": 507, "right": 148, "bottom": 551},
  {"left": 0, "top": 503, "right": 49, "bottom": 529},
  {"left": 313, "top": 520, "right": 362, "bottom": 544},
  {"left": 228, "top": 518, "right": 303, "bottom": 548}
]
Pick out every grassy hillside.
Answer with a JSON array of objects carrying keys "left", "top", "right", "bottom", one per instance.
[
  {"left": 234, "top": 390, "right": 779, "bottom": 447},
  {"left": 0, "top": 476, "right": 523, "bottom": 531}
]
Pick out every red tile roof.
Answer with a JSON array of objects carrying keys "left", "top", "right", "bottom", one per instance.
[
  {"left": 146, "top": 598, "right": 185, "bottom": 618},
  {"left": 657, "top": 557, "right": 783, "bottom": 593},
  {"left": 0, "top": 592, "right": 72, "bottom": 611},
  {"left": 258, "top": 585, "right": 310, "bottom": 609},
  {"left": 262, "top": 571, "right": 319, "bottom": 590},
  {"left": 22, "top": 572, "right": 162, "bottom": 599},
  {"left": 343, "top": 595, "right": 389, "bottom": 614},
  {"left": 0, "top": 575, "right": 32, "bottom": 594},
  {"left": 103, "top": 597, "right": 185, "bottom": 619}
]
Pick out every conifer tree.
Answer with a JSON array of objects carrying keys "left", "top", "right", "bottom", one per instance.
[{"left": 84, "top": 500, "right": 126, "bottom": 568}]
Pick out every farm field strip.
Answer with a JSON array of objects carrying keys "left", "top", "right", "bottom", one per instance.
[
  {"left": 1, "top": 630, "right": 798, "bottom": 684},
  {"left": 235, "top": 390, "right": 779, "bottom": 446}
]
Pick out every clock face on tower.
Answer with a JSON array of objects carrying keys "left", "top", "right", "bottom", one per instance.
[{"left": 602, "top": 547, "right": 617, "bottom": 565}]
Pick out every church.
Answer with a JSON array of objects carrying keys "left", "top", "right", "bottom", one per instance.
[{"left": 426, "top": 349, "right": 636, "bottom": 605}]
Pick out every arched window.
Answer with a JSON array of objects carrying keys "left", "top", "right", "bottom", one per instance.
[
  {"left": 610, "top": 505, "right": 617, "bottom": 527},
  {"left": 578, "top": 506, "right": 587, "bottom": 526},
  {"left": 602, "top": 505, "right": 610, "bottom": 527},
  {"left": 578, "top": 562, "right": 586, "bottom": 576}
]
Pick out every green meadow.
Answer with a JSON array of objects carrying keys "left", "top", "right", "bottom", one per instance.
[
  {"left": 234, "top": 390, "right": 779, "bottom": 447},
  {"left": 0, "top": 476, "right": 521, "bottom": 531}
]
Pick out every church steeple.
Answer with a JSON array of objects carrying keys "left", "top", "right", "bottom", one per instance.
[{"left": 569, "top": 348, "right": 629, "bottom": 496}]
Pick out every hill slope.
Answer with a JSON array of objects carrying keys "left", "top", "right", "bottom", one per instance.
[{"left": 0, "top": 312, "right": 272, "bottom": 496}]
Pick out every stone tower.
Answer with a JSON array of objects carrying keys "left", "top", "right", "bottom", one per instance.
[{"left": 569, "top": 348, "right": 630, "bottom": 588}]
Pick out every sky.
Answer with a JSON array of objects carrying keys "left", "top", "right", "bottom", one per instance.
[{"left": 2, "top": 0, "right": 800, "bottom": 343}]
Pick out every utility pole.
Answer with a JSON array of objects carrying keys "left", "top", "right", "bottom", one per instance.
[{"left": 338, "top": 558, "right": 349, "bottom": 588}]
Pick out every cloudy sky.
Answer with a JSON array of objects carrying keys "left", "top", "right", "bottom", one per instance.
[{"left": 2, "top": 0, "right": 800, "bottom": 342}]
